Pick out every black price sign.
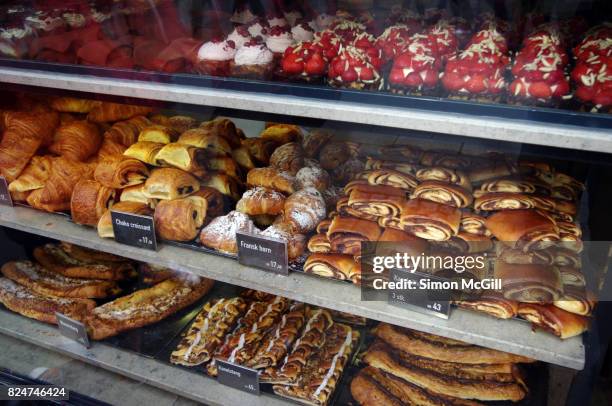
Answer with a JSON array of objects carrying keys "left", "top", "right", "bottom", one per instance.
[
  {"left": 111, "top": 210, "right": 157, "bottom": 251},
  {"left": 56, "top": 313, "right": 90, "bottom": 348},
  {"left": 236, "top": 232, "right": 288, "bottom": 275},
  {"left": 0, "top": 177, "right": 13, "bottom": 206},
  {"left": 388, "top": 268, "right": 451, "bottom": 319},
  {"left": 216, "top": 360, "right": 260, "bottom": 395}
]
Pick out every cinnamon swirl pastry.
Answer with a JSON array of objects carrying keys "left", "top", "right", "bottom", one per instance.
[
  {"left": 327, "top": 216, "right": 382, "bottom": 256},
  {"left": 485, "top": 210, "right": 559, "bottom": 252},
  {"left": 474, "top": 192, "right": 539, "bottom": 211},
  {"left": 365, "top": 158, "right": 417, "bottom": 175},
  {"left": 559, "top": 267, "right": 586, "bottom": 287},
  {"left": 455, "top": 291, "right": 519, "bottom": 319},
  {"left": 460, "top": 213, "right": 491, "bottom": 237},
  {"left": 412, "top": 181, "right": 473, "bottom": 208},
  {"left": 367, "top": 169, "right": 418, "bottom": 191},
  {"left": 400, "top": 199, "right": 461, "bottom": 241},
  {"left": 304, "top": 254, "right": 360, "bottom": 281},
  {"left": 495, "top": 262, "right": 562, "bottom": 303},
  {"left": 554, "top": 287, "right": 596, "bottom": 316},
  {"left": 420, "top": 151, "right": 473, "bottom": 170},
  {"left": 308, "top": 233, "right": 332, "bottom": 254},
  {"left": 416, "top": 167, "right": 471, "bottom": 190},
  {"left": 476, "top": 176, "right": 551, "bottom": 196},
  {"left": 348, "top": 184, "right": 406, "bottom": 219},
  {"left": 517, "top": 303, "right": 588, "bottom": 339}
]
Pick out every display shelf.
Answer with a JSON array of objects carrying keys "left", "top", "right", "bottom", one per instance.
[
  {"left": 0, "top": 205, "right": 586, "bottom": 369},
  {"left": 0, "top": 310, "right": 286, "bottom": 406},
  {"left": 0, "top": 66, "right": 610, "bottom": 154}
]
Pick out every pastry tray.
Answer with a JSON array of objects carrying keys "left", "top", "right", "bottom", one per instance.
[{"left": 1, "top": 58, "right": 610, "bottom": 130}]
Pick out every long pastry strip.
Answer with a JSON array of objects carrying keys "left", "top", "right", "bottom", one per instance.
[
  {"left": 247, "top": 302, "right": 306, "bottom": 369},
  {"left": 171, "top": 297, "right": 247, "bottom": 366},
  {"left": 261, "top": 309, "right": 334, "bottom": 384}
]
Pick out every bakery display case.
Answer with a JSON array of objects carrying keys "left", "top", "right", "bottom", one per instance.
[{"left": 0, "top": 1, "right": 611, "bottom": 405}]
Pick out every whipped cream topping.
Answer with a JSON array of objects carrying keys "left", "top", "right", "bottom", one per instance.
[
  {"left": 0, "top": 25, "right": 33, "bottom": 39},
  {"left": 63, "top": 12, "right": 87, "bottom": 28},
  {"left": 266, "top": 30, "right": 293, "bottom": 53},
  {"left": 247, "top": 21, "right": 268, "bottom": 39},
  {"left": 234, "top": 42, "right": 273, "bottom": 66},
  {"left": 268, "top": 16, "right": 287, "bottom": 28},
  {"left": 292, "top": 23, "right": 314, "bottom": 42},
  {"left": 227, "top": 27, "right": 252, "bottom": 49},
  {"left": 284, "top": 11, "right": 302, "bottom": 27},
  {"left": 198, "top": 40, "right": 236, "bottom": 62}
]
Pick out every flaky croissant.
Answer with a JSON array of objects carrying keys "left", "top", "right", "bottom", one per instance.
[
  {"left": 87, "top": 102, "right": 153, "bottom": 123},
  {"left": 50, "top": 121, "right": 102, "bottom": 162},
  {"left": 70, "top": 180, "right": 116, "bottom": 226},
  {"left": 8, "top": 156, "right": 53, "bottom": 193}
]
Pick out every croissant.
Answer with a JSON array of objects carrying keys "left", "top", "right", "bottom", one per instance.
[
  {"left": 246, "top": 167, "right": 295, "bottom": 195},
  {"left": 200, "top": 172, "right": 243, "bottom": 201},
  {"left": 51, "top": 97, "right": 99, "bottom": 113},
  {"left": 231, "top": 147, "right": 256, "bottom": 171},
  {"left": 97, "top": 201, "right": 153, "bottom": 238},
  {"left": 49, "top": 121, "right": 102, "bottom": 162},
  {"left": 154, "top": 143, "right": 208, "bottom": 178},
  {"left": 87, "top": 102, "right": 153, "bottom": 123},
  {"left": 154, "top": 196, "right": 207, "bottom": 241},
  {"left": 177, "top": 129, "right": 232, "bottom": 155},
  {"left": 8, "top": 156, "right": 53, "bottom": 193},
  {"left": 206, "top": 155, "right": 242, "bottom": 180},
  {"left": 241, "top": 138, "right": 277, "bottom": 165},
  {"left": 138, "top": 125, "right": 179, "bottom": 144},
  {"left": 104, "top": 116, "right": 152, "bottom": 147},
  {"left": 236, "top": 186, "right": 286, "bottom": 216},
  {"left": 199, "top": 211, "right": 258, "bottom": 254},
  {"left": 261, "top": 222, "right": 306, "bottom": 261},
  {"left": 143, "top": 168, "right": 200, "bottom": 200},
  {"left": 70, "top": 180, "right": 116, "bottom": 226},
  {"left": 295, "top": 166, "right": 331, "bottom": 192},
  {"left": 97, "top": 138, "right": 128, "bottom": 161},
  {"left": 123, "top": 141, "right": 164, "bottom": 165},
  {"left": 27, "top": 158, "right": 95, "bottom": 212},
  {"left": 281, "top": 187, "right": 326, "bottom": 234},
  {"left": 200, "top": 118, "right": 243, "bottom": 148},
  {"left": 94, "top": 159, "right": 149, "bottom": 189},
  {"left": 0, "top": 112, "right": 59, "bottom": 182},
  {"left": 119, "top": 184, "right": 157, "bottom": 208}
]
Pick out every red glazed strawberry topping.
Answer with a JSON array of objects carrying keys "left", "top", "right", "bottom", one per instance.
[
  {"left": 330, "top": 19, "right": 366, "bottom": 42},
  {"left": 375, "top": 24, "right": 413, "bottom": 61},
  {"left": 328, "top": 46, "right": 381, "bottom": 87},
  {"left": 281, "top": 41, "right": 327, "bottom": 77}
]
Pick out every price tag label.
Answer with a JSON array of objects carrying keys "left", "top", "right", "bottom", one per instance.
[
  {"left": 111, "top": 210, "right": 157, "bottom": 251},
  {"left": 56, "top": 313, "right": 90, "bottom": 348},
  {"left": 216, "top": 360, "right": 260, "bottom": 395},
  {"left": 388, "top": 268, "right": 451, "bottom": 319},
  {"left": 236, "top": 232, "right": 288, "bottom": 275},
  {"left": 0, "top": 177, "right": 13, "bottom": 206}
]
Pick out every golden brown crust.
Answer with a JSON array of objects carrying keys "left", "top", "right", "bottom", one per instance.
[
  {"left": 178, "top": 129, "right": 232, "bottom": 154},
  {"left": 94, "top": 158, "right": 149, "bottom": 189},
  {"left": 231, "top": 147, "right": 257, "bottom": 171},
  {"left": 8, "top": 156, "right": 53, "bottom": 193},
  {"left": 199, "top": 211, "right": 258, "bottom": 254},
  {"left": 554, "top": 286, "right": 597, "bottom": 316},
  {"left": 154, "top": 196, "right": 207, "bottom": 242},
  {"left": 260, "top": 123, "right": 303, "bottom": 145},
  {"left": 70, "top": 180, "right": 116, "bottom": 226},
  {"left": 137, "top": 125, "right": 179, "bottom": 144},
  {"left": 206, "top": 155, "right": 242, "bottom": 180},
  {"left": 400, "top": 198, "right": 461, "bottom": 241},
  {"left": 327, "top": 216, "right": 382, "bottom": 256},
  {"left": 517, "top": 303, "right": 589, "bottom": 339},
  {"left": 86, "top": 277, "right": 214, "bottom": 340},
  {"left": 49, "top": 121, "right": 102, "bottom": 162},
  {"left": 304, "top": 253, "right": 359, "bottom": 281},
  {"left": 51, "top": 97, "right": 99, "bottom": 113},
  {"left": 200, "top": 172, "right": 243, "bottom": 201},
  {"left": 416, "top": 167, "right": 471, "bottom": 190},
  {"left": 270, "top": 142, "right": 305, "bottom": 175},
  {"left": 348, "top": 183, "right": 406, "bottom": 219},
  {"left": 302, "top": 129, "right": 332, "bottom": 158},
  {"left": 413, "top": 180, "right": 473, "bottom": 208},
  {"left": 97, "top": 201, "right": 153, "bottom": 238},
  {"left": 494, "top": 262, "right": 562, "bottom": 303},
  {"left": 154, "top": 143, "right": 209, "bottom": 178},
  {"left": 1, "top": 260, "right": 120, "bottom": 299},
  {"left": 143, "top": 168, "right": 200, "bottom": 200},
  {"left": 308, "top": 233, "right": 332, "bottom": 254},
  {"left": 122, "top": 141, "right": 164, "bottom": 165},
  {"left": 246, "top": 167, "right": 296, "bottom": 195},
  {"left": 87, "top": 102, "right": 153, "bottom": 123},
  {"left": 200, "top": 118, "right": 243, "bottom": 148},
  {"left": 261, "top": 222, "right": 306, "bottom": 261},
  {"left": 367, "top": 168, "right": 419, "bottom": 191},
  {"left": 485, "top": 209, "right": 559, "bottom": 252},
  {"left": 455, "top": 290, "right": 519, "bottom": 319},
  {"left": 192, "top": 186, "right": 225, "bottom": 217},
  {"left": 242, "top": 138, "right": 277, "bottom": 165},
  {"left": 282, "top": 188, "right": 327, "bottom": 234},
  {"left": 236, "top": 186, "right": 286, "bottom": 216}
]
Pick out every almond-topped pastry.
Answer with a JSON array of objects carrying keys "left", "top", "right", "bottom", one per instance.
[
  {"left": 351, "top": 32, "right": 385, "bottom": 70},
  {"left": 230, "top": 39, "right": 275, "bottom": 80},
  {"left": 195, "top": 38, "right": 237, "bottom": 77},
  {"left": 328, "top": 46, "right": 383, "bottom": 90},
  {"left": 388, "top": 33, "right": 442, "bottom": 95},
  {"left": 427, "top": 21, "right": 459, "bottom": 61},
  {"left": 375, "top": 24, "right": 414, "bottom": 61}
]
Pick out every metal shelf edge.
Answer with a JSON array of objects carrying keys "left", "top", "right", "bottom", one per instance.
[
  {"left": 0, "top": 66, "right": 610, "bottom": 154},
  {"left": 0, "top": 205, "right": 585, "bottom": 370}
]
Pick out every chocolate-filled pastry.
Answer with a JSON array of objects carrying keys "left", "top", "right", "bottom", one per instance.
[
  {"left": 200, "top": 172, "right": 243, "bottom": 201},
  {"left": 260, "top": 123, "right": 303, "bottom": 145},
  {"left": 51, "top": 97, "right": 99, "bottom": 113},
  {"left": 205, "top": 155, "right": 242, "bottom": 180},
  {"left": 178, "top": 129, "right": 232, "bottom": 155},
  {"left": 552, "top": 173, "right": 584, "bottom": 201},
  {"left": 319, "top": 141, "right": 351, "bottom": 170},
  {"left": 474, "top": 192, "right": 541, "bottom": 211},
  {"left": 261, "top": 222, "right": 306, "bottom": 261},
  {"left": 367, "top": 168, "right": 418, "bottom": 191},
  {"left": 119, "top": 184, "right": 157, "bottom": 208},
  {"left": 554, "top": 286, "right": 596, "bottom": 316},
  {"left": 468, "top": 161, "right": 515, "bottom": 184},
  {"left": 70, "top": 180, "right": 116, "bottom": 226},
  {"left": 97, "top": 201, "right": 153, "bottom": 238},
  {"left": 344, "top": 179, "right": 370, "bottom": 195},
  {"left": 86, "top": 277, "right": 214, "bottom": 340},
  {"left": 495, "top": 262, "right": 562, "bottom": 303},
  {"left": 376, "top": 228, "right": 429, "bottom": 257},
  {"left": 237, "top": 186, "right": 286, "bottom": 216},
  {"left": 420, "top": 151, "right": 473, "bottom": 170},
  {"left": 282, "top": 187, "right": 326, "bottom": 234},
  {"left": 415, "top": 166, "right": 471, "bottom": 190},
  {"left": 455, "top": 290, "right": 519, "bottom": 319},
  {"left": 327, "top": 216, "right": 382, "bottom": 256},
  {"left": 154, "top": 196, "right": 207, "bottom": 242},
  {"left": 138, "top": 125, "right": 179, "bottom": 144},
  {"left": 363, "top": 341, "right": 527, "bottom": 402},
  {"left": 192, "top": 186, "right": 225, "bottom": 217},
  {"left": 143, "top": 168, "right": 200, "bottom": 200},
  {"left": 412, "top": 180, "right": 473, "bottom": 208},
  {"left": 269, "top": 142, "right": 305, "bottom": 175},
  {"left": 303, "top": 129, "right": 332, "bottom": 158},
  {"left": 171, "top": 297, "right": 247, "bottom": 366},
  {"left": 247, "top": 167, "right": 296, "bottom": 194},
  {"left": 496, "top": 246, "right": 553, "bottom": 265},
  {"left": 8, "top": 155, "right": 53, "bottom": 193},
  {"left": 231, "top": 147, "right": 257, "bottom": 171},
  {"left": 123, "top": 141, "right": 164, "bottom": 165},
  {"left": 87, "top": 102, "right": 152, "bottom": 123},
  {"left": 348, "top": 183, "right": 406, "bottom": 219},
  {"left": 373, "top": 324, "right": 532, "bottom": 364},
  {"left": 366, "top": 157, "right": 418, "bottom": 176},
  {"left": 104, "top": 116, "right": 152, "bottom": 148},
  {"left": 153, "top": 143, "right": 208, "bottom": 178},
  {"left": 552, "top": 248, "right": 581, "bottom": 268},
  {"left": 377, "top": 145, "right": 423, "bottom": 163},
  {"left": 517, "top": 303, "right": 588, "bottom": 339},
  {"left": 559, "top": 266, "right": 586, "bottom": 287},
  {"left": 49, "top": 121, "right": 102, "bottom": 162},
  {"left": 400, "top": 199, "right": 461, "bottom": 241},
  {"left": 308, "top": 233, "right": 332, "bottom": 254},
  {"left": 295, "top": 166, "right": 331, "bottom": 192},
  {"left": 242, "top": 138, "right": 278, "bottom": 165},
  {"left": 94, "top": 158, "right": 149, "bottom": 189},
  {"left": 200, "top": 118, "right": 243, "bottom": 148},
  {"left": 0, "top": 277, "right": 95, "bottom": 325},
  {"left": 199, "top": 211, "right": 258, "bottom": 254},
  {"left": 33, "top": 244, "right": 133, "bottom": 281},
  {"left": 304, "top": 253, "right": 360, "bottom": 281},
  {"left": 316, "top": 218, "right": 334, "bottom": 234},
  {"left": 460, "top": 213, "right": 491, "bottom": 237},
  {"left": 476, "top": 176, "right": 551, "bottom": 196},
  {"left": 485, "top": 209, "right": 559, "bottom": 252},
  {"left": 1, "top": 260, "right": 120, "bottom": 299}
]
